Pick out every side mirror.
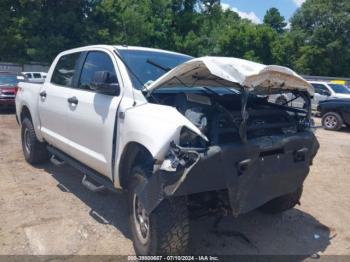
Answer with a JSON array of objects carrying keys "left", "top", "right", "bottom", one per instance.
[{"left": 91, "top": 71, "right": 120, "bottom": 96}]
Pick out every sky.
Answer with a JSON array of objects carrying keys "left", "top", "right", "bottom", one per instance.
[{"left": 221, "top": 0, "right": 306, "bottom": 24}]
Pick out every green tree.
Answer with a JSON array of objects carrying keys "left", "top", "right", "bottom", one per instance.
[
  {"left": 263, "top": 7, "right": 287, "bottom": 34},
  {"left": 290, "top": 0, "right": 350, "bottom": 76}
]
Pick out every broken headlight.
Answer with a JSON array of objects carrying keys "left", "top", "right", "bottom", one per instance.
[
  {"left": 179, "top": 126, "right": 208, "bottom": 148},
  {"left": 160, "top": 141, "right": 201, "bottom": 172}
]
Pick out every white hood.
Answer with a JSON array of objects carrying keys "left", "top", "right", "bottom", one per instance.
[{"left": 147, "top": 56, "right": 314, "bottom": 96}]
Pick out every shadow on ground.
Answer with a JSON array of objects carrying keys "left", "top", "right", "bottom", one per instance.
[{"left": 40, "top": 162, "right": 332, "bottom": 255}]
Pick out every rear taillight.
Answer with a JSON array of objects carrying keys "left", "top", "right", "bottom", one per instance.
[{"left": 14, "top": 86, "right": 19, "bottom": 95}]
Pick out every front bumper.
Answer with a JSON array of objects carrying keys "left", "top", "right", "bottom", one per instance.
[{"left": 137, "top": 132, "right": 319, "bottom": 215}]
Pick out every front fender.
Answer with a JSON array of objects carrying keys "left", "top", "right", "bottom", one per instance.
[{"left": 114, "top": 103, "right": 203, "bottom": 187}]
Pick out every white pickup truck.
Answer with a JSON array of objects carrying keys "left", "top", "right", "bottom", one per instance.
[{"left": 16, "top": 45, "right": 319, "bottom": 255}]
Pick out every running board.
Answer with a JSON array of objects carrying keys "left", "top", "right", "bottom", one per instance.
[
  {"left": 47, "top": 145, "right": 117, "bottom": 193},
  {"left": 50, "top": 155, "right": 65, "bottom": 166}
]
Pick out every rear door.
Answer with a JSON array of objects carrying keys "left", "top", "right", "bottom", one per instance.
[
  {"left": 38, "top": 52, "right": 82, "bottom": 151},
  {"left": 64, "top": 50, "right": 122, "bottom": 179}
]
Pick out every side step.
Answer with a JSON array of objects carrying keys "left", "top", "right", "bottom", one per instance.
[
  {"left": 47, "top": 145, "right": 117, "bottom": 193},
  {"left": 82, "top": 175, "right": 105, "bottom": 192},
  {"left": 50, "top": 155, "right": 65, "bottom": 166}
]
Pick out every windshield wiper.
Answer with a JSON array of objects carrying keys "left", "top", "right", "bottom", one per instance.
[{"left": 146, "top": 59, "right": 172, "bottom": 72}]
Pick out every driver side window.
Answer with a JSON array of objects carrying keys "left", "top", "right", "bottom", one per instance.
[
  {"left": 312, "top": 84, "right": 329, "bottom": 95},
  {"left": 79, "top": 51, "right": 118, "bottom": 90}
]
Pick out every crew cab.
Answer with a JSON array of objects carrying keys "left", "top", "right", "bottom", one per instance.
[{"left": 16, "top": 45, "right": 319, "bottom": 255}]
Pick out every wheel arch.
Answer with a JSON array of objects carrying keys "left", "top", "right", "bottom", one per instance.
[
  {"left": 118, "top": 142, "right": 154, "bottom": 189},
  {"left": 322, "top": 109, "right": 344, "bottom": 119},
  {"left": 20, "top": 105, "right": 32, "bottom": 123}
]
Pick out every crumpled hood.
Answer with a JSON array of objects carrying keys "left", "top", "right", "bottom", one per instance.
[{"left": 146, "top": 56, "right": 314, "bottom": 96}]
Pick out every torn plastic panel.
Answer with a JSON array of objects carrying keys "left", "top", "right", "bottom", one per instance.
[{"left": 135, "top": 131, "right": 319, "bottom": 215}]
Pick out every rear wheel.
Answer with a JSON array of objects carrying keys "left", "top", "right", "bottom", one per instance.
[
  {"left": 21, "top": 118, "right": 50, "bottom": 164},
  {"left": 322, "top": 112, "right": 343, "bottom": 131},
  {"left": 128, "top": 166, "right": 190, "bottom": 255},
  {"left": 259, "top": 186, "right": 303, "bottom": 214}
]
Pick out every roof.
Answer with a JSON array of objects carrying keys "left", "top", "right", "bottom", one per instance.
[{"left": 58, "top": 45, "right": 191, "bottom": 58}]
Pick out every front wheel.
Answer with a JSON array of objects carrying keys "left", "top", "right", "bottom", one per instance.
[
  {"left": 128, "top": 166, "right": 190, "bottom": 255},
  {"left": 322, "top": 112, "right": 343, "bottom": 131},
  {"left": 21, "top": 118, "right": 50, "bottom": 164},
  {"left": 259, "top": 186, "right": 303, "bottom": 214}
]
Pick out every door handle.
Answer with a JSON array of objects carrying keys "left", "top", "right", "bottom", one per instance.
[
  {"left": 39, "top": 91, "right": 47, "bottom": 98},
  {"left": 67, "top": 96, "right": 78, "bottom": 105}
]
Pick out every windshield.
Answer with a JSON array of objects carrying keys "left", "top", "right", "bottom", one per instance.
[
  {"left": 0, "top": 75, "right": 21, "bottom": 86},
  {"left": 328, "top": 84, "right": 350, "bottom": 94},
  {"left": 117, "top": 49, "right": 192, "bottom": 89}
]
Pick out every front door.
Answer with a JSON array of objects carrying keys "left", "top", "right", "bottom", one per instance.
[{"left": 65, "top": 50, "right": 122, "bottom": 180}]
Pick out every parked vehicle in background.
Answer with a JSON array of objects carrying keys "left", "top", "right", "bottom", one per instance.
[
  {"left": 16, "top": 45, "right": 319, "bottom": 255},
  {"left": 270, "top": 81, "right": 350, "bottom": 112},
  {"left": 318, "top": 99, "right": 350, "bottom": 131},
  {"left": 310, "top": 81, "right": 350, "bottom": 105},
  {"left": 0, "top": 72, "right": 26, "bottom": 108},
  {"left": 23, "top": 72, "right": 47, "bottom": 83}
]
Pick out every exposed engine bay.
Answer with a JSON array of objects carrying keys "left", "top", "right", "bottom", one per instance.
[{"left": 149, "top": 87, "right": 312, "bottom": 146}]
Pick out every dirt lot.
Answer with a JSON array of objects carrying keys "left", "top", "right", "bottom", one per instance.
[{"left": 0, "top": 109, "right": 350, "bottom": 256}]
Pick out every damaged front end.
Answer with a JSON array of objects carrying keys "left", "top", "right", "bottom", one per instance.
[
  {"left": 135, "top": 57, "right": 319, "bottom": 216},
  {"left": 138, "top": 127, "right": 319, "bottom": 216}
]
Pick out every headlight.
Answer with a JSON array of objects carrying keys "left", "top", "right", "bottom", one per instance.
[{"left": 179, "top": 126, "right": 208, "bottom": 148}]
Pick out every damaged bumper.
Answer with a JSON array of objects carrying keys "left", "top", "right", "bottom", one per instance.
[{"left": 136, "top": 132, "right": 319, "bottom": 216}]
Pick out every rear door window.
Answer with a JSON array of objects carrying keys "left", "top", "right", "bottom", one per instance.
[
  {"left": 33, "top": 73, "right": 41, "bottom": 78},
  {"left": 51, "top": 52, "right": 81, "bottom": 87},
  {"left": 78, "top": 51, "right": 118, "bottom": 90}
]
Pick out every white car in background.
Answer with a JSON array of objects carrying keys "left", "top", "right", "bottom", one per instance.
[
  {"left": 23, "top": 72, "right": 47, "bottom": 83},
  {"left": 270, "top": 81, "right": 350, "bottom": 112}
]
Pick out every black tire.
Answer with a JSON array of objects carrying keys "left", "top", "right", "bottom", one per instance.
[
  {"left": 21, "top": 118, "right": 50, "bottom": 164},
  {"left": 259, "top": 186, "right": 303, "bottom": 214},
  {"left": 322, "top": 112, "right": 343, "bottom": 131},
  {"left": 128, "top": 166, "right": 190, "bottom": 255},
  {"left": 275, "top": 96, "right": 287, "bottom": 106}
]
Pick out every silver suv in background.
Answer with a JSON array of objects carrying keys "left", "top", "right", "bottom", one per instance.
[
  {"left": 23, "top": 72, "right": 47, "bottom": 83},
  {"left": 270, "top": 81, "right": 350, "bottom": 112}
]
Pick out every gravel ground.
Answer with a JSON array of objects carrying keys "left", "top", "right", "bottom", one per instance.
[{"left": 0, "top": 110, "right": 350, "bottom": 256}]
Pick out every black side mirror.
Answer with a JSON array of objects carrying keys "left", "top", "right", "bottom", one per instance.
[{"left": 91, "top": 71, "right": 120, "bottom": 96}]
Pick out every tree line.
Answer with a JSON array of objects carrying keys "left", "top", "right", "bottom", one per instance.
[{"left": 0, "top": 0, "right": 349, "bottom": 77}]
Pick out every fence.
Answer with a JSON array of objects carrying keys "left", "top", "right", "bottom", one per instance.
[{"left": 0, "top": 62, "right": 49, "bottom": 73}]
